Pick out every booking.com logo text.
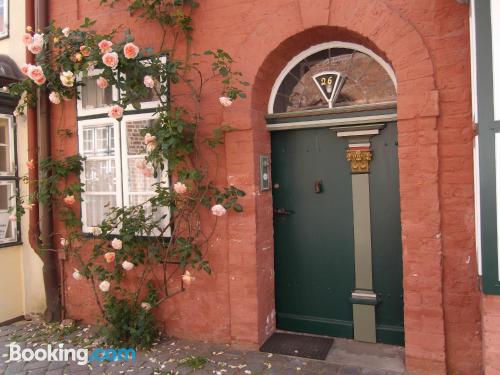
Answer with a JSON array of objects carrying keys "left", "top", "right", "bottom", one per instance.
[{"left": 8, "top": 343, "right": 136, "bottom": 365}]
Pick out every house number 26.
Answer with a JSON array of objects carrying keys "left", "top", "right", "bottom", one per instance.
[{"left": 320, "top": 76, "right": 334, "bottom": 85}]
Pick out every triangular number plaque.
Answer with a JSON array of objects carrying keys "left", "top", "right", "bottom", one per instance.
[{"left": 312, "top": 71, "right": 346, "bottom": 108}]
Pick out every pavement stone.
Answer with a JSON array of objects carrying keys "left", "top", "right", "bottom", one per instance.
[{"left": 0, "top": 321, "right": 413, "bottom": 375}]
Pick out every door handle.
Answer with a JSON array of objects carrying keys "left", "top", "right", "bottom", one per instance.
[{"left": 273, "top": 208, "right": 294, "bottom": 216}]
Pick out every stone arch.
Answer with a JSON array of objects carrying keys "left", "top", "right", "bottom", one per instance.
[{"left": 222, "top": 1, "right": 445, "bottom": 374}]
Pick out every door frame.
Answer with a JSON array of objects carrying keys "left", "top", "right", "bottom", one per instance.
[{"left": 267, "top": 106, "right": 403, "bottom": 345}]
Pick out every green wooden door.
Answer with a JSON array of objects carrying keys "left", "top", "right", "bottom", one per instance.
[
  {"left": 369, "top": 122, "right": 404, "bottom": 345},
  {"left": 272, "top": 127, "right": 355, "bottom": 338},
  {"left": 271, "top": 123, "right": 404, "bottom": 345}
]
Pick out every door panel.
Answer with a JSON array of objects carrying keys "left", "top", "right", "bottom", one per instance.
[
  {"left": 271, "top": 127, "right": 355, "bottom": 338},
  {"left": 271, "top": 122, "right": 404, "bottom": 345},
  {"left": 369, "top": 122, "right": 404, "bottom": 345}
]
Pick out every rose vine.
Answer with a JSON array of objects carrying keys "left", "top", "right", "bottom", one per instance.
[{"left": 8, "top": 1, "right": 247, "bottom": 347}]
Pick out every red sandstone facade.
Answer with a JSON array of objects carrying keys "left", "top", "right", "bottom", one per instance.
[{"left": 46, "top": 1, "right": 500, "bottom": 374}]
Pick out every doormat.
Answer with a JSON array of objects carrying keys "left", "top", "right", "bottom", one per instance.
[{"left": 259, "top": 332, "right": 333, "bottom": 360}]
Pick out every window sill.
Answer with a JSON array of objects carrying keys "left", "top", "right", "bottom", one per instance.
[{"left": 0, "top": 240, "right": 23, "bottom": 249}]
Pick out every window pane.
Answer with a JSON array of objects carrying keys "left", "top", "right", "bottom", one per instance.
[
  {"left": 0, "top": 117, "right": 12, "bottom": 174},
  {"left": 84, "top": 194, "right": 117, "bottom": 227},
  {"left": 126, "top": 120, "right": 152, "bottom": 155},
  {"left": 273, "top": 48, "right": 396, "bottom": 113},
  {"left": 0, "top": 0, "right": 7, "bottom": 37},
  {"left": 127, "top": 158, "right": 158, "bottom": 192},
  {"left": 80, "top": 123, "right": 118, "bottom": 230},
  {"left": 81, "top": 77, "right": 113, "bottom": 109},
  {"left": 85, "top": 159, "right": 116, "bottom": 192},
  {"left": 81, "top": 125, "right": 114, "bottom": 157},
  {"left": 0, "top": 181, "right": 17, "bottom": 243}
]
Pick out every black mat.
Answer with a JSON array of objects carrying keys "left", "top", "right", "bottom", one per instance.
[{"left": 259, "top": 332, "right": 333, "bottom": 360}]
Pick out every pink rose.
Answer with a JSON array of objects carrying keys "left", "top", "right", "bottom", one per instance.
[
  {"left": 20, "top": 64, "right": 31, "bottom": 75},
  {"left": 28, "top": 44, "right": 42, "bottom": 54},
  {"left": 111, "top": 238, "right": 122, "bottom": 250},
  {"left": 22, "top": 203, "right": 34, "bottom": 210},
  {"left": 28, "top": 65, "right": 44, "bottom": 81},
  {"left": 98, "top": 40, "right": 113, "bottom": 54},
  {"left": 22, "top": 33, "right": 32, "bottom": 46},
  {"left": 141, "top": 302, "right": 152, "bottom": 311},
  {"left": 9, "top": 215, "right": 17, "bottom": 222},
  {"left": 108, "top": 105, "right": 123, "bottom": 119},
  {"left": 122, "top": 261, "right": 134, "bottom": 271},
  {"left": 182, "top": 270, "right": 195, "bottom": 286},
  {"left": 219, "top": 96, "right": 233, "bottom": 107},
  {"left": 99, "top": 280, "right": 110, "bottom": 292},
  {"left": 104, "top": 252, "right": 115, "bottom": 263},
  {"left": 27, "top": 33, "right": 44, "bottom": 54},
  {"left": 142, "top": 168, "right": 153, "bottom": 177},
  {"left": 79, "top": 45, "right": 91, "bottom": 57},
  {"left": 96, "top": 77, "right": 109, "bottom": 89},
  {"left": 146, "top": 142, "right": 157, "bottom": 153},
  {"left": 34, "top": 75, "right": 46, "bottom": 86},
  {"left": 49, "top": 91, "right": 61, "bottom": 105},
  {"left": 144, "top": 133, "right": 156, "bottom": 145},
  {"left": 143, "top": 75, "right": 155, "bottom": 88},
  {"left": 123, "top": 42, "right": 139, "bottom": 59},
  {"left": 60, "top": 71, "right": 75, "bottom": 87},
  {"left": 211, "top": 204, "right": 227, "bottom": 217},
  {"left": 26, "top": 159, "right": 35, "bottom": 170},
  {"left": 32, "top": 33, "right": 44, "bottom": 46},
  {"left": 63, "top": 195, "right": 76, "bottom": 206},
  {"left": 135, "top": 159, "right": 147, "bottom": 170},
  {"left": 73, "top": 269, "right": 83, "bottom": 281},
  {"left": 102, "top": 52, "right": 119, "bottom": 69},
  {"left": 173, "top": 182, "right": 187, "bottom": 194}
]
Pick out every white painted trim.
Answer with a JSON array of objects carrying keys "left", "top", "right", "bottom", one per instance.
[
  {"left": 495, "top": 133, "right": 500, "bottom": 279},
  {"left": 266, "top": 114, "right": 397, "bottom": 131},
  {"left": 474, "top": 135, "right": 482, "bottom": 275},
  {"left": 0, "top": 114, "right": 16, "bottom": 176},
  {"left": 267, "top": 41, "right": 397, "bottom": 114},
  {"left": 336, "top": 129, "right": 380, "bottom": 137},
  {"left": 470, "top": 0, "right": 479, "bottom": 124},
  {"left": 491, "top": 0, "right": 500, "bottom": 120}
]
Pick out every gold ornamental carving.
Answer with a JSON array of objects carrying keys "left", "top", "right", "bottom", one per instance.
[{"left": 345, "top": 149, "right": 373, "bottom": 174}]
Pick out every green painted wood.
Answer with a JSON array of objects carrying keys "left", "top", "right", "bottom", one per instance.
[
  {"left": 369, "top": 122, "right": 404, "bottom": 345},
  {"left": 272, "top": 127, "right": 355, "bottom": 339},
  {"left": 272, "top": 122, "right": 404, "bottom": 345},
  {"left": 474, "top": 0, "right": 500, "bottom": 295}
]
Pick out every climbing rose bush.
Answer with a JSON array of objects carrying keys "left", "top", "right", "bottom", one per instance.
[{"left": 9, "top": 1, "right": 249, "bottom": 348}]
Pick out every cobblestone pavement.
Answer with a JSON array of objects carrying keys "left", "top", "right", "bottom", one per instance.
[{"left": 0, "top": 320, "right": 409, "bottom": 375}]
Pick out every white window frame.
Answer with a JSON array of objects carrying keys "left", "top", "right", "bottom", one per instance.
[
  {"left": 0, "top": 0, "right": 9, "bottom": 39},
  {"left": 77, "top": 69, "right": 119, "bottom": 117},
  {"left": 0, "top": 181, "right": 18, "bottom": 244},
  {"left": 77, "top": 59, "right": 170, "bottom": 235},
  {"left": 0, "top": 113, "right": 16, "bottom": 176},
  {"left": 0, "top": 114, "right": 18, "bottom": 245},
  {"left": 78, "top": 117, "right": 123, "bottom": 233}
]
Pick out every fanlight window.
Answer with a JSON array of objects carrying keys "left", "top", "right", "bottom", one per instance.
[{"left": 273, "top": 48, "right": 396, "bottom": 114}]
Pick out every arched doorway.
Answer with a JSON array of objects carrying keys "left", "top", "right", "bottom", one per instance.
[{"left": 268, "top": 42, "right": 403, "bottom": 345}]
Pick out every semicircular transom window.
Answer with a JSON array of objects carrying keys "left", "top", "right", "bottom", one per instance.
[{"left": 273, "top": 48, "right": 396, "bottom": 114}]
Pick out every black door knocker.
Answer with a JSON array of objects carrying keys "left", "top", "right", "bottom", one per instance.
[{"left": 314, "top": 180, "right": 323, "bottom": 193}]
